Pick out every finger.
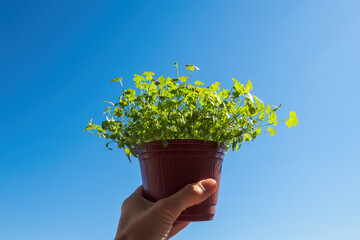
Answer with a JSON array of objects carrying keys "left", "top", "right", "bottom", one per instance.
[
  {"left": 154, "top": 178, "right": 217, "bottom": 221},
  {"left": 167, "top": 178, "right": 217, "bottom": 213},
  {"left": 168, "top": 221, "right": 190, "bottom": 239}
]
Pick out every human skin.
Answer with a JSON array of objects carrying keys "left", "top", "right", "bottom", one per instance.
[{"left": 114, "top": 178, "right": 217, "bottom": 240}]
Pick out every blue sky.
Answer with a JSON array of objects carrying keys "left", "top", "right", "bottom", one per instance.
[{"left": 1, "top": 0, "right": 359, "bottom": 239}]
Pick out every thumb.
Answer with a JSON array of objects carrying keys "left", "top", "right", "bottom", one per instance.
[{"left": 152, "top": 178, "right": 217, "bottom": 222}]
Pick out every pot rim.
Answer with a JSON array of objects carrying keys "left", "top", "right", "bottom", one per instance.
[{"left": 135, "top": 139, "right": 226, "bottom": 153}]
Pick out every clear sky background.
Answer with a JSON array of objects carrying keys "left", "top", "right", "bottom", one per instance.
[{"left": 1, "top": 0, "right": 359, "bottom": 239}]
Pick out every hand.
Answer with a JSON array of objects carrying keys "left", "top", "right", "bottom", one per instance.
[{"left": 114, "top": 178, "right": 217, "bottom": 240}]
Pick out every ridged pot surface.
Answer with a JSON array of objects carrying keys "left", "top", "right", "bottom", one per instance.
[{"left": 137, "top": 139, "right": 225, "bottom": 222}]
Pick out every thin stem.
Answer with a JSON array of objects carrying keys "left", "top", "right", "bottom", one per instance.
[
  {"left": 176, "top": 64, "right": 180, "bottom": 78},
  {"left": 257, "top": 119, "right": 287, "bottom": 128},
  {"left": 188, "top": 69, "right": 194, "bottom": 79},
  {"left": 119, "top": 79, "right": 125, "bottom": 92}
]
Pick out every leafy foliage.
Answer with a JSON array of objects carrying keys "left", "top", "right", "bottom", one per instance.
[{"left": 85, "top": 63, "right": 298, "bottom": 161}]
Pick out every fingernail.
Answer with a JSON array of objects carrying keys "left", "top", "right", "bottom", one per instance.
[
  {"left": 193, "top": 184, "right": 205, "bottom": 194},
  {"left": 199, "top": 179, "right": 217, "bottom": 192}
]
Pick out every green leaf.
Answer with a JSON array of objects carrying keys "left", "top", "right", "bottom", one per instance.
[
  {"left": 246, "top": 80, "right": 253, "bottom": 91},
  {"left": 86, "top": 122, "right": 104, "bottom": 133},
  {"left": 111, "top": 77, "right": 123, "bottom": 83},
  {"left": 186, "top": 65, "right": 195, "bottom": 71},
  {"left": 267, "top": 127, "right": 276, "bottom": 136},
  {"left": 265, "top": 105, "right": 271, "bottom": 115},
  {"left": 134, "top": 74, "right": 145, "bottom": 82},
  {"left": 179, "top": 76, "right": 189, "bottom": 82},
  {"left": 269, "top": 112, "right": 278, "bottom": 126},
  {"left": 124, "top": 148, "right": 130, "bottom": 155},
  {"left": 106, "top": 142, "right": 113, "bottom": 150},
  {"left": 85, "top": 119, "right": 93, "bottom": 131},
  {"left": 232, "top": 78, "right": 242, "bottom": 92},
  {"left": 185, "top": 64, "right": 199, "bottom": 71},
  {"left": 157, "top": 75, "right": 165, "bottom": 82},
  {"left": 194, "top": 81, "right": 205, "bottom": 86},
  {"left": 259, "top": 112, "right": 265, "bottom": 121},
  {"left": 124, "top": 148, "right": 131, "bottom": 162},
  {"left": 101, "top": 120, "right": 110, "bottom": 130},
  {"left": 113, "top": 107, "right": 123, "bottom": 117},
  {"left": 124, "top": 89, "right": 136, "bottom": 101},
  {"left": 141, "top": 71, "right": 156, "bottom": 80},
  {"left": 244, "top": 134, "right": 252, "bottom": 141},
  {"left": 286, "top": 111, "right": 299, "bottom": 127}
]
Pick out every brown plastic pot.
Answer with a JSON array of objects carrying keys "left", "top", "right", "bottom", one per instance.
[{"left": 136, "top": 139, "right": 225, "bottom": 222}]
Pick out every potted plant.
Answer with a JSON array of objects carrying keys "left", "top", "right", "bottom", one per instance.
[{"left": 85, "top": 63, "right": 298, "bottom": 221}]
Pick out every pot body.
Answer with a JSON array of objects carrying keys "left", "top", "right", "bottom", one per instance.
[{"left": 137, "top": 139, "right": 225, "bottom": 222}]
